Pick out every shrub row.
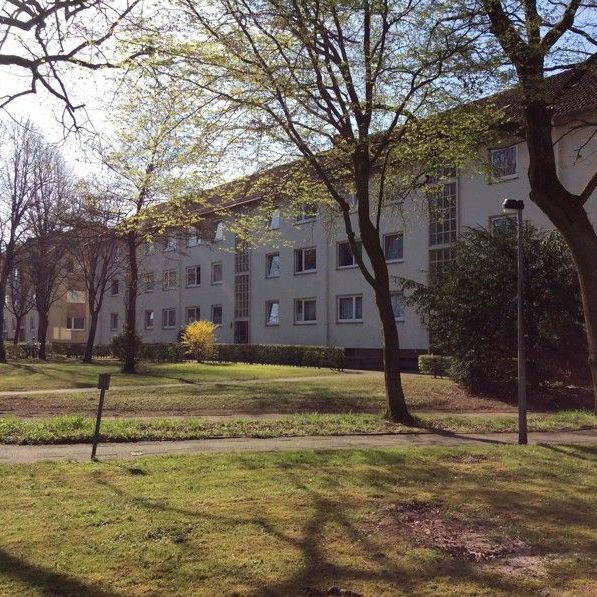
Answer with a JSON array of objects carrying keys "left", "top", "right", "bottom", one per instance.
[
  {"left": 211, "top": 343, "right": 344, "bottom": 369},
  {"left": 418, "top": 354, "right": 453, "bottom": 377}
]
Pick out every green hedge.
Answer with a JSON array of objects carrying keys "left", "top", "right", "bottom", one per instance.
[
  {"left": 418, "top": 354, "right": 452, "bottom": 377},
  {"left": 211, "top": 343, "right": 344, "bottom": 369}
]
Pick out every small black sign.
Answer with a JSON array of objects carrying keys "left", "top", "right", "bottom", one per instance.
[{"left": 97, "top": 373, "right": 111, "bottom": 390}]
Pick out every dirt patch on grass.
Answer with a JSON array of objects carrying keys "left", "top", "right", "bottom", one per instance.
[{"left": 371, "top": 500, "right": 528, "bottom": 561}]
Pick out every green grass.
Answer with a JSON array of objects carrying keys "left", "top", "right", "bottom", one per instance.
[
  {"left": 0, "top": 410, "right": 594, "bottom": 444},
  {"left": 0, "top": 445, "right": 595, "bottom": 595},
  {"left": 0, "top": 372, "right": 513, "bottom": 418},
  {"left": 0, "top": 359, "right": 340, "bottom": 391}
]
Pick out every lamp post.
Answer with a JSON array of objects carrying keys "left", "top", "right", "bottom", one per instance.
[{"left": 502, "top": 198, "right": 527, "bottom": 445}]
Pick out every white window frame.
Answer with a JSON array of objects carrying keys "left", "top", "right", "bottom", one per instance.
[
  {"left": 162, "top": 269, "right": 177, "bottom": 290},
  {"left": 384, "top": 232, "right": 404, "bottom": 263},
  {"left": 211, "top": 261, "right": 223, "bottom": 285},
  {"left": 337, "top": 240, "right": 361, "bottom": 269},
  {"left": 187, "top": 233, "right": 201, "bottom": 247},
  {"left": 66, "top": 315, "right": 85, "bottom": 331},
  {"left": 294, "top": 297, "right": 317, "bottom": 325},
  {"left": 391, "top": 292, "right": 405, "bottom": 322},
  {"left": 295, "top": 203, "right": 318, "bottom": 224},
  {"left": 211, "top": 304, "right": 223, "bottom": 325},
  {"left": 265, "top": 300, "right": 280, "bottom": 326},
  {"left": 265, "top": 252, "right": 281, "bottom": 278},
  {"left": 489, "top": 145, "right": 518, "bottom": 182},
  {"left": 186, "top": 265, "right": 201, "bottom": 287},
  {"left": 186, "top": 306, "right": 200, "bottom": 323},
  {"left": 144, "top": 310, "right": 154, "bottom": 330},
  {"left": 162, "top": 308, "right": 176, "bottom": 329},
  {"left": 336, "top": 295, "right": 363, "bottom": 323},
  {"left": 144, "top": 272, "right": 155, "bottom": 293},
  {"left": 294, "top": 247, "right": 317, "bottom": 274}
]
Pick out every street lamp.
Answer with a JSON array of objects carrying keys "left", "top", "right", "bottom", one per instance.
[{"left": 502, "top": 198, "right": 527, "bottom": 445}]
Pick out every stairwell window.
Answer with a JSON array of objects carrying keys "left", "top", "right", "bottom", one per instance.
[
  {"left": 110, "top": 313, "right": 119, "bottom": 331},
  {"left": 144, "top": 272, "right": 155, "bottom": 293},
  {"left": 490, "top": 145, "right": 518, "bottom": 181},
  {"left": 295, "top": 202, "right": 318, "bottom": 223},
  {"left": 66, "top": 316, "right": 85, "bottom": 330},
  {"left": 163, "top": 269, "right": 177, "bottom": 290},
  {"left": 214, "top": 221, "right": 224, "bottom": 242},
  {"left": 211, "top": 262, "right": 223, "bottom": 284},
  {"left": 111, "top": 279, "right": 119, "bottom": 296},
  {"left": 144, "top": 310, "right": 154, "bottom": 329},
  {"left": 270, "top": 208, "right": 280, "bottom": 230},
  {"left": 164, "top": 235, "right": 177, "bottom": 252}
]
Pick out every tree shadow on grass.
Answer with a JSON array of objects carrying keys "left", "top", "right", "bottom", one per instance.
[{"left": 0, "top": 548, "right": 124, "bottom": 596}]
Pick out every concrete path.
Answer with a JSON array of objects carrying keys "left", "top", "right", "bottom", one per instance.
[
  {"left": 1, "top": 429, "right": 595, "bottom": 464},
  {"left": 0, "top": 371, "right": 369, "bottom": 397}
]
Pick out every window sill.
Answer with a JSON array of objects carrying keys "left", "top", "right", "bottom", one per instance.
[
  {"left": 337, "top": 264, "right": 359, "bottom": 270},
  {"left": 337, "top": 320, "right": 363, "bottom": 324},
  {"left": 385, "top": 258, "right": 404, "bottom": 264},
  {"left": 490, "top": 173, "right": 518, "bottom": 184},
  {"left": 395, "top": 317, "right": 405, "bottom": 323},
  {"left": 211, "top": 281, "right": 223, "bottom": 286},
  {"left": 162, "top": 287, "right": 177, "bottom": 291},
  {"left": 265, "top": 323, "right": 280, "bottom": 327},
  {"left": 265, "top": 275, "right": 280, "bottom": 279},
  {"left": 294, "top": 270, "right": 317, "bottom": 276},
  {"left": 162, "top": 326, "right": 176, "bottom": 330},
  {"left": 294, "top": 321, "right": 317, "bottom": 325},
  {"left": 186, "top": 284, "right": 201, "bottom": 288}
]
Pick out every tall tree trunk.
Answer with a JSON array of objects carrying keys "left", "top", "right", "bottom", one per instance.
[
  {"left": 83, "top": 310, "right": 99, "bottom": 364},
  {"left": 375, "top": 285, "right": 414, "bottom": 423},
  {"left": 13, "top": 315, "right": 23, "bottom": 344},
  {"left": 524, "top": 98, "right": 597, "bottom": 413},
  {"left": 0, "top": 279, "right": 7, "bottom": 364},
  {"left": 38, "top": 313, "right": 49, "bottom": 360},
  {"left": 123, "top": 232, "right": 138, "bottom": 374}
]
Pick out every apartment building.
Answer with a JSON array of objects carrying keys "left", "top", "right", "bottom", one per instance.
[{"left": 95, "top": 73, "right": 597, "bottom": 364}]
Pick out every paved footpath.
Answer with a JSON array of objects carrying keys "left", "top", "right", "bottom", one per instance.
[{"left": 1, "top": 429, "right": 595, "bottom": 464}]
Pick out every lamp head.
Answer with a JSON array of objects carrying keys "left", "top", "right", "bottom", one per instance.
[{"left": 502, "top": 198, "right": 524, "bottom": 213}]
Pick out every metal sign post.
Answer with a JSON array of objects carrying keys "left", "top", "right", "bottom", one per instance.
[{"left": 91, "top": 373, "right": 111, "bottom": 460}]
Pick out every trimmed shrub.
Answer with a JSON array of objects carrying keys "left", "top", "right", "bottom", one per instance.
[
  {"left": 418, "top": 354, "right": 452, "bottom": 377},
  {"left": 210, "top": 343, "right": 344, "bottom": 369},
  {"left": 181, "top": 321, "right": 217, "bottom": 362}
]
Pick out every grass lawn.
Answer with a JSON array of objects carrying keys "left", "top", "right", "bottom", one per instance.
[
  {"left": 0, "top": 410, "right": 594, "bottom": 444},
  {"left": 0, "top": 445, "right": 595, "bottom": 595},
  {"left": 0, "top": 359, "right": 340, "bottom": 391},
  {"left": 0, "top": 372, "right": 518, "bottom": 418}
]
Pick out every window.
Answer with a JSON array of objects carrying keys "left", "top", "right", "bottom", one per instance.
[
  {"left": 266, "top": 253, "right": 281, "bottom": 278},
  {"left": 235, "top": 238, "right": 249, "bottom": 273},
  {"left": 391, "top": 292, "right": 405, "bottom": 321},
  {"left": 29, "top": 316, "right": 35, "bottom": 330},
  {"left": 66, "top": 316, "right": 85, "bottom": 330},
  {"left": 296, "top": 202, "right": 318, "bottom": 223},
  {"left": 163, "top": 269, "right": 177, "bottom": 290},
  {"left": 110, "top": 313, "right": 119, "bottom": 331},
  {"left": 162, "top": 308, "right": 176, "bottom": 329},
  {"left": 265, "top": 300, "right": 280, "bottom": 326},
  {"left": 337, "top": 295, "right": 363, "bottom": 322},
  {"left": 270, "top": 208, "right": 280, "bottom": 230},
  {"left": 66, "top": 290, "right": 85, "bottom": 304},
  {"left": 211, "top": 304, "right": 223, "bottom": 325},
  {"left": 164, "top": 235, "right": 177, "bottom": 252},
  {"left": 337, "top": 240, "right": 362, "bottom": 268},
  {"left": 144, "top": 242, "right": 156, "bottom": 255},
  {"left": 144, "top": 272, "right": 155, "bottom": 293},
  {"left": 214, "top": 221, "right": 224, "bottom": 242},
  {"left": 429, "top": 247, "right": 455, "bottom": 282},
  {"left": 294, "top": 247, "right": 317, "bottom": 274},
  {"left": 186, "top": 306, "right": 200, "bottom": 323},
  {"left": 187, "top": 232, "right": 201, "bottom": 247},
  {"left": 144, "top": 310, "right": 154, "bottom": 329},
  {"left": 294, "top": 298, "right": 316, "bottom": 324},
  {"left": 490, "top": 214, "right": 517, "bottom": 235},
  {"left": 235, "top": 274, "right": 249, "bottom": 318},
  {"left": 428, "top": 182, "right": 457, "bottom": 247},
  {"left": 211, "top": 262, "right": 223, "bottom": 284},
  {"left": 490, "top": 145, "right": 517, "bottom": 180},
  {"left": 111, "top": 279, "right": 119, "bottom": 296},
  {"left": 384, "top": 233, "right": 404, "bottom": 262},
  {"left": 186, "top": 266, "right": 201, "bottom": 287}
]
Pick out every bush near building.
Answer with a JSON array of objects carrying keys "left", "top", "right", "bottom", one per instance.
[
  {"left": 406, "top": 225, "right": 587, "bottom": 394},
  {"left": 181, "top": 321, "right": 217, "bottom": 362}
]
